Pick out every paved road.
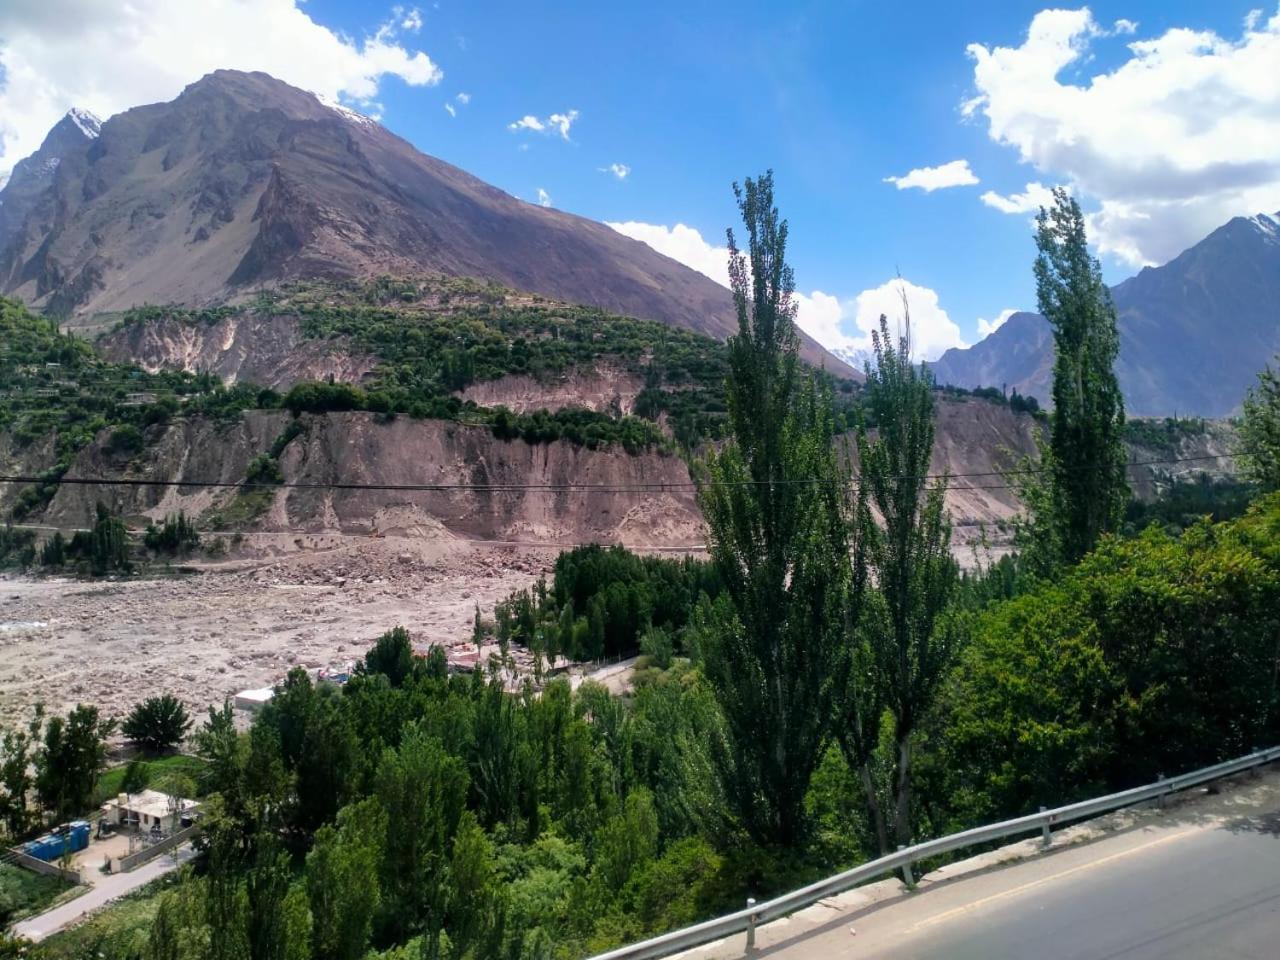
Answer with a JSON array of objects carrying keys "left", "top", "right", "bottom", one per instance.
[
  {"left": 682, "top": 770, "right": 1280, "bottom": 960},
  {"left": 858, "top": 812, "right": 1280, "bottom": 959},
  {"left": 752, "top": 804, "right": 1280, "bottom": 960},
  {"left": 13, "top": 843, "right": 197, "bottom": 943}
]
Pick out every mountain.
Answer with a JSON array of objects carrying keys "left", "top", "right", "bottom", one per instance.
[
  {"left": 0, "top": 70, "right": 849, "bottom": 373},
  {"left": 930, "top": 212, "right": 1280, "bottom": 416},
  {"left": 0, "top": 108, "right": 101, "bottom": 259}
]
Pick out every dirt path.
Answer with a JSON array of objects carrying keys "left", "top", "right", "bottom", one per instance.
[{"left": 0, "top": 539, "right": 553, "bottom": 727}]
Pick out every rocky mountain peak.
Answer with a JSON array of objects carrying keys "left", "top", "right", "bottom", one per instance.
[{"left": 0, "top": 70, "right": 853, "bottom": 374}]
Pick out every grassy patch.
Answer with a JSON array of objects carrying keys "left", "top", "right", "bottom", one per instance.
[
  {"left": 29, "top": 871, "right": 185, "bottom": 960},
  {"left": 93, "top": 755, "right": 208, "bottom": 806},
  {"left": 0, "top": 863, "right": 77, "bottom": 925}
]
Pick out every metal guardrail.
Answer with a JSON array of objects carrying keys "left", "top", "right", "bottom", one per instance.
[{"left": 589, "top": 745, "right": 1280, "bottom": 960}]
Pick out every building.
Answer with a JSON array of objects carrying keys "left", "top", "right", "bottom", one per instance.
[
  {"left": 101, "top": 789, "right": 199, "bottom": 835},
  {"left": 233, "top": 687, "right": 274, "bottom": 712}
]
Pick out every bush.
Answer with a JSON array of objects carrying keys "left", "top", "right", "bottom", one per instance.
[
  {"left": 244, "top": 454, "right": 284, "bottom": 486},
  {"left": 122, "top": 695, "right": 192, "bottom": 755},
  {"left": 143, "top": 512, "right": 199, "bottom": 555},
  {"left": 106, "top": 424, "right": 145, "bottom": 457}
]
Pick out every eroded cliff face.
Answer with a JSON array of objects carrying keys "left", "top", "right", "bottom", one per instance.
[
  {"left": 98, "top": 313, "right": 375, "bottom": 389},
  {"left": 39, "top": 411, "right": 704, "bottom": 547},
  {"left": 18, "top": 399, "right": 1238, "bottom": 551}
]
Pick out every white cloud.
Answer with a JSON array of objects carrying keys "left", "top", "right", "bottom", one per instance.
[
  {"left": 966, "top": 7, "right": 1280, "bottom": 266},
  {"left": 0, "top": 0, "right": 443, "bottom": 179},
  {"left": 398, "top": 6, "right": 424, "bottom": 33},
  {"left": 444, "top": 103, "right": 456, "bottom": 117},
  {"left": 536, "top": 188, "right": 552, "bottom": 208},
  {"left": 509, "top": 109, "right": 579, "bottom": 140},
  {"left": 548, "top": 111, "right": 579, "bottom": 139},
  {"left": 883, "top": 159, "right": 980, "bottom": 192},
  {"left": 606, "top": 220, "right": 965, "bottom": 362},
  {"left": 979, "top": 181, "right": 1059, "bottom": 214},
  {"left": 849, "top": 279, "right": 968, "bottom": 362},
  {"left": 601, "top": 163, "right": 630, "bottom": 180},
  {"left": 509, "top": 115, "right": 545, "bottom": 133},
  {"left": 456, "top": 92, "right": 470, "bottom": 104},
  {"left": 1112, "top": 18, "right": 1139, "bottom": 35},
  {"left": 976, "top": 308, "right": 1018, "bottom": 337}
]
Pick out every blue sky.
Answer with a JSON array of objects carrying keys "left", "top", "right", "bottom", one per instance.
[{"left": 1, "top": 1, "right": 1277, "bottom": 359}]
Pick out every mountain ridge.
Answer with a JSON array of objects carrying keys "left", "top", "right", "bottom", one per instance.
[
  {"left": 930, "top": 211, "right": 1280, "bottom": 416},
  {"left": 0, "top": 70, "right": 852, "bottom": 374}
]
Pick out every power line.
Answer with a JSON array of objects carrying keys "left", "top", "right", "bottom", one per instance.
[{"left": 0, "top": 453, "right": 1233, "bottom": 496}]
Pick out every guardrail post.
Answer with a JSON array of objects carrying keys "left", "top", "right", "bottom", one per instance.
[
  {"left": 1039, "top": 806, "right": 1051, "bottom": 847},
  {"left": 745, "top": 897, "right": 757, "bottom": 950},
  {"left": 897, "top": 844, "right": 914, "bottom": 886},
  {"left": 1156, "top": 774, "right": 1166, "bottom": 809}
]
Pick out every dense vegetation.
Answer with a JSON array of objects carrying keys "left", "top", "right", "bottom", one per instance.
[
  {"left": 0, "top": 297, "right": 266, "bottom": 520},
  {"left": 116, "top": 276, "right": 865, "bottom": 451},
  {"left": 491, "top": 545, "right": 723, "bottom": 666}
]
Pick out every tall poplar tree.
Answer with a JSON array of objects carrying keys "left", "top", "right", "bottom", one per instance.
[
  {"left": 1035, "top": 188, "right": 1128, "bottom": 565},
  {"left": 855, "top": 313, "right": 960, "bottom": 849},
  {"left": 699, "top": 172, "right": 857, "bottom": 847}
]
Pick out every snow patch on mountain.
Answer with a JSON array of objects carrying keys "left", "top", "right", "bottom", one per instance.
[{"left": 66, "top": 108, "right": 101, "bottom": 139}]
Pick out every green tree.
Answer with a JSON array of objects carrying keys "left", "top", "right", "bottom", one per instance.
[
  {"left": 374, "top": 727, "right": 469, "bottom": 942},
  {"left": 698, "top": 172, "right": 857, "bottom": 847},
  {"left": 1240, "top": 363, "right": 1280, "bottom": 491},
  {"left": 306, "top": 798, "right": 386, "bottom": 960},
  {"left": 361, "top": 626, "right": 417, "bottom": 688},
  {"left": 122, "top": 694, "right": 192, "bottom": 755},
  {"left": 84, "top": 501, "right": 131, "bottom": 575},
  {"left": 854, "top": 314, "right": 962, "bottom": 849},
  {"left": 1031, "top": 188, "right": 1129, "bottom": 567},
  {"left": 35, "top": 704, "right": 114, "bottom": 820},
  {"left": 0, "top": 708, "right": 42, "bottom": 838}
]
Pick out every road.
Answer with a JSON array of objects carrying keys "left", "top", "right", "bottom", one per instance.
[
  {"left": 689, "top": 769, "right": 1280, "bottom": 960},
  {"left": 12, "top": 843, "right": 197, "bottom": 943}
]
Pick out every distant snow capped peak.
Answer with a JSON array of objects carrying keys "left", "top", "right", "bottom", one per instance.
[
  {"left": 314, "top": 94, "right": 376, "bottom": 127},
  {"left": 1249, "top": 212, "right": 1279, "bottom": 244},
  {"left": 831, "top": 345, "right": 873, "bottom": 371},
  {"left": 65, "top": 108, "right": 102, "bottom": 139}
]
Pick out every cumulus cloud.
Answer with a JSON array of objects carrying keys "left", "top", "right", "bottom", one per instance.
[
  {"left": 509, "top": 109, "right": 579, "bottom": 140},
  {"left": 607, "top": 221, "right": 733, "bottom": 287},
  {"left": 965, "top": 7, "right": 1280, "bottom": 266},
  {"left": 980, "top": 181, "right": 1059, "bottom": 214},
  {"left": 883, "top": 159, "right": 980, "bottom": 192},
  {"left": 0, "top": 0, "right": 443, "bottom": 179},
  {"left": 1112, "top": 18, "right": 1139, "bottom": 35},
  {"left": 601, "top": 163, "right": 630, "bottom": 180},
  {"left": 444, "top": 103, "right": 456, "bottom": 117},
  {"left": 456, "top": 92, "right": 471, "bottom": 104},
  {"left": 606, "top": 221, "right": 966, "bottom": 361},
  {"left": 536, "top": 188, "right": 552, "bottom": 208},
  {"left": 976, "top": 308, "right": 1018, "bottom": 337}
]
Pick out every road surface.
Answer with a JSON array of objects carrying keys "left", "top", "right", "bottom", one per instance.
[
  {"left": 12, "top": 843, "right": 197, "bottom": 943},
  {"left": 690, "top": 768, "right": 1280, "bottom": 960}
]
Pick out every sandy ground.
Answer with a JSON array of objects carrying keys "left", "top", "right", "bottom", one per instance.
[{"left": 0, "top": 538, "right": 554, "bottom": 728}]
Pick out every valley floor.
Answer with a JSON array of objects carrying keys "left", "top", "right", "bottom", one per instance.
[{"left": 0, "top": 536, "right": 557, "bottom": 727}]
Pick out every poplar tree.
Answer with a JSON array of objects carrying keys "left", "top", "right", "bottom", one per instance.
[
  {"left": 855, "top": 313, "right": 961, "bottom": 849},
  {"left": 1240, "top": 363, "right": 1280, "bottom": 491},
  {"left": 1035, "top": 188, "right": 1128, "bottom": 565},
  {"left": 699, "top": 172, "right": 856, "bottom": 847}
]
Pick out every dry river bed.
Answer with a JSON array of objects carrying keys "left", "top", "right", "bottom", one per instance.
[{"left": 0, "top": 538, "right": 555, "bottom": 727}]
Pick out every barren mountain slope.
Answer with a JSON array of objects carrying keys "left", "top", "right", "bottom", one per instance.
[{"left": 0, "top": 70, "right": 850, "bottom": 374}]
